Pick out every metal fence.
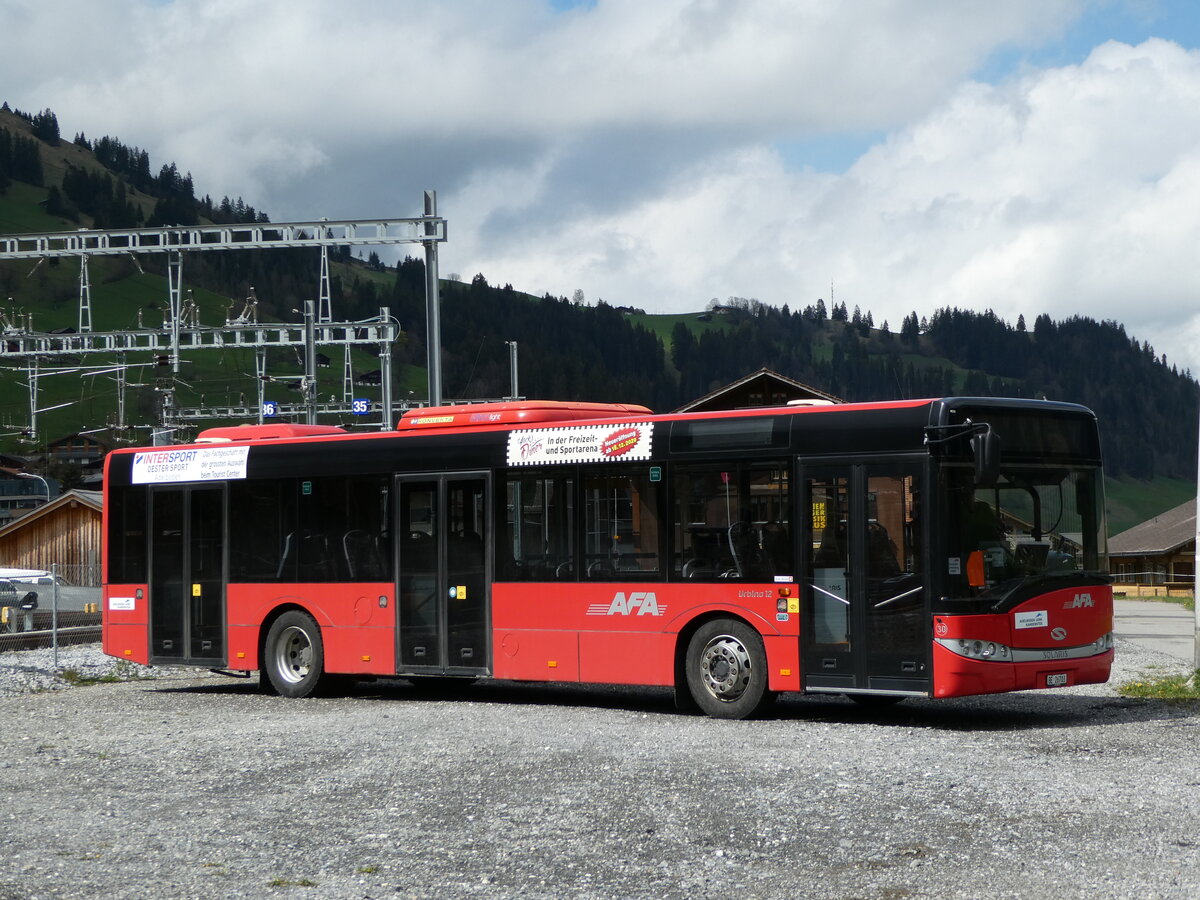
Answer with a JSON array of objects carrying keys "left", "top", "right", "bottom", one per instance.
[{"left": 0, "top": 564, "right": 102, "bottom": 658}]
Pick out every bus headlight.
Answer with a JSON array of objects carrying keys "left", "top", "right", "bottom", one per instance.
[
  {"left": 1091, "top": 632, "right": 1114, "bottom": 654},
  {"left": 937, "top": 637, "right": 1012, "bottom": 661},
  {"left": 937, "top": 632, "right": 1113, "bottom": 663}
]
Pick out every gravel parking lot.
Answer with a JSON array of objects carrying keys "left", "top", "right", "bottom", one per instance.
[{"left": 0, "top": 640, "right": 1198, "bottom": 900}]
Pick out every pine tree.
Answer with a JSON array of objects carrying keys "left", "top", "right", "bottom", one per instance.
[{"left": 31, "top": 108, "right": 60, "bottom": 145}]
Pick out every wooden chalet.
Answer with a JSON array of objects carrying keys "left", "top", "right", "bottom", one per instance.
[
  {"left": 0, "top": 489, "right": 103, "bottom": 586},
  {"left": 673, "top": 367, "right": 841, "bottom": 413},
  {"left": 1108, "top": 499, "right": 1196, "bottom": 587}
]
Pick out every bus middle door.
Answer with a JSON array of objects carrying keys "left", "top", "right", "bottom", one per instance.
[{"left": 396, "top": 473, "right": 490, "bottom": 676}]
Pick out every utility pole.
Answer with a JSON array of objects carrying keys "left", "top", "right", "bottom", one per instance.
[
  {"left": 342, "top": 347, "right": 354, "bottom": 404},
  {"left": 318, "top": 237, "right": 333, "bottom": 323},
  {"left": 303, "top": 299, "right": 317, "bottom": 425},
  {"left": 1194, "top": 395, "right": 1199, "bottom": 668},
  {"left": 114, "top": 351, "right": 127, "bottom": 431},
  {"left": 506, "top": 340, "right": 519, "bottom": 400},
  {"left": 380, "top": 306, "right": 394, "bottom": 430},
  {"left": 78, "top": 254, "right": 92, "bottom": 333},
  {"left": 26, "top": 358, "right": 39, "bottom": 444},
  {"left": 256, "top": 347, "right": 268, "bottom": 424},
  {"left": 167, "top": 250, "right": 183, "bottom": 373},
  {"left": 423, "top": 190, "right": 443, "bottom": 407}
]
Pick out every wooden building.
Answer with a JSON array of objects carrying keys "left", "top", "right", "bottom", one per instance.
[
  {"left": 0, "top": 489, "right": 103, "bottom": 586},
  {"left": 44, "top": 433, "right": 110, "bottom": 470},
  {"left": 1108, "top": 499, "right": 1195, "bottom": 586},
  {"left": 674, "top": 367, "right": 841, "bottom": 413}
]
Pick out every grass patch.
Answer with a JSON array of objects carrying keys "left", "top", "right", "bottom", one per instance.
[
  {"left": 59, "top": 660, "right": 148, "bottom": 686},
  {"left": 1113, "top": 589, "right": 1195, "bottom": 611},
  {"left": 268, "top": 877, "right": 318, "bottom": 887},
  {"left": 60, "top": 668, "right": 123, "bottom": 686},
  {"left": 1118, "top": 669, "right": 1200, "bottom": 700},
  {"left": 356, "top": 865, "right": 379, "bottom": 874},
  {"left": 1160, "top": 594, "right": 1196, "bottom": 612}
]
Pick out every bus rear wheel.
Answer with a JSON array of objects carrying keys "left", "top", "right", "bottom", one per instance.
[
  {"left": 685, "top": 619, "right": 769, "bottom": 719},
  {"left": 264, "top": 611, "right": 326, "bottom": 698}
]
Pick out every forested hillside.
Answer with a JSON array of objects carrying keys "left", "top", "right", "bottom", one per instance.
[{"left": 2, "top": 103, "right": 1197, "bottom": 506}]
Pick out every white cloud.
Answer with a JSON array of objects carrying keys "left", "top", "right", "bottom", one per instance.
[
  {"left": 1, "top": 0, "right": 1079, "bottom": 198},
  {"left": 452, "top": 37, "right": 1200, "bottom": 372},
  {"left": 6, "top": 1, "right": 1200, "bottom": 371}
]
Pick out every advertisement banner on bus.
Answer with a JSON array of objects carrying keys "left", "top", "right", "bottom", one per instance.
[
  {"left": 507, "top": 423, "right": 653, "bottom": 465},
  {"left": 131, "top": 446, "right": 250, "bottom": 484}
]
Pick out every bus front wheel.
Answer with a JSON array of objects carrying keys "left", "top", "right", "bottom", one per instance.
[
  {"left": 685, "top": 619, "right": 769, "bottom": 719},
  {"left": 263, "top": 611, "right": 326, "bottom": 698}
]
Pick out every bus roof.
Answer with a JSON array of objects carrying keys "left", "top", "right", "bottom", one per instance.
[
  {"left": 196, "top": 423, "right": 348, "bottom": 442},
  {"left": 395, "top": 400, "right": 653, "bottom": 431}
]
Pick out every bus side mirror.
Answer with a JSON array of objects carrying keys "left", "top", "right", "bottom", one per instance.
[{"left": 971, "top": 427, "right": 1000, "bottom": 487}]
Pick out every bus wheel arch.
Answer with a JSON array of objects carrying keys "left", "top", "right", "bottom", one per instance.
[
  {"left": 261, "top": 607, "right": 326, "bottom": 698},
  {"left": 676, "top": 614, "right": 771, "bottom": 719}
]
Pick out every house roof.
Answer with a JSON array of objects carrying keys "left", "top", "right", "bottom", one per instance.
[
  {"left": 1108, "top": 499, "right": 1196, "bottom": 557},
  {"left": 46, "top": 432, "right": 111, "bottom": 450},
  {"left": 673, "top": 367, "right": 842, "bottom": 413},
  {"left": 0, "top": 489, "right": 103, "bottom": 537}
]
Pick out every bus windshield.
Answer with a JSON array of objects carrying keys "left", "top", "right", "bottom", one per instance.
[{"left": 941, "top": 465, "right": 1108, "bottom": 608}]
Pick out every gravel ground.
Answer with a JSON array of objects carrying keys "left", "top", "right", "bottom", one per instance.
[{"left": 0, "top": 639, "right": 1197, "bottom": 900}]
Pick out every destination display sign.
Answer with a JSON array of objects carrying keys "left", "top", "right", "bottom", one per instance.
[
  {"left": 507, "top": 423, "right": 654, "bottom": 466},
  {"left": 131, "top": 446, "right": 250, "bottom": 484}
]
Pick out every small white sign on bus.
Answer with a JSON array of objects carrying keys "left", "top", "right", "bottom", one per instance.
[{"left": 131, "top": 446, "right": 250, "bottom": 484}]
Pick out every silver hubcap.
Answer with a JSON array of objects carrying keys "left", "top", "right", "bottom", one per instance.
[
  {"left": 699, "top": 634, "right": 752, "bottom": 702},
  {"left": 273, "top": 625, "right": 313, "bottom": 684}
]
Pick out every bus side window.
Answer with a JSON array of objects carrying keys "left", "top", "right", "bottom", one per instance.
[
  {"left": 504, "top": 474, "right": 575, "bottom": 581},
  {"left": 230, "top": 476, "right": 391, "bottom": 583},
  {"left": 108, "top": 486, "right": 149, "bottom": 583},
  {"left": 230, "top": 480, "right": 298, "bottom": 582},
  {"left": 672, "top": 464, "right": 791, "bottom": 581},
  {"left": 582, "top": 470, "right": 661, "bottom": 580}
]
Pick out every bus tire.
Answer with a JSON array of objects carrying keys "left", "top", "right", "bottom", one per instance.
[
  {"left": 263, "top": 611, "right": 326, "bottom": 698},
  {"left": 685, "top": 619, "right": 768, "bottom": 719}
]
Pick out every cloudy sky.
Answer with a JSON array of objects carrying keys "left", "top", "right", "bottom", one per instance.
[{"left": 4, "top": 0, "right": 1200, "bottom": 371}]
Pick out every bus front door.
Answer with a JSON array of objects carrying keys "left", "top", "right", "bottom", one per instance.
[
  {"left": 148, "top": 485, "right": 226, "bottom": 665},
  {"left": 801, "top": 464, "right": 928, "bottom": 697},
  {"left": 396, "top": 473, "right": 490, "bottom": 676}
]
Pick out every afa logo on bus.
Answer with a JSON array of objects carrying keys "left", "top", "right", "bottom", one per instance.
[{"left": 587, "top": 591, "right": 667, "bottom": 616}]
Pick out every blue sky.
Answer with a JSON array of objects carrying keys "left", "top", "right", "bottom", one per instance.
[
  {"left": 3, "top": 0, "right": 1200, "bottom": 371},
  {"left": 780, "top": 0, "right": 1200, "bottom": 174},
  {"left": 993, "top": 0, "right": 1200, "bottom": 71}
]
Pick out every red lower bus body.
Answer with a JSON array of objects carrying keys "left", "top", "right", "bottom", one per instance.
[{"left": 103, "top": 580, "right": 1113, "bottom": 700}]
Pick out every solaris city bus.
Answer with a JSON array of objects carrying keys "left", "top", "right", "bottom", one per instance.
[{"left": 102, "top": 396, "right": 1113, "bottom": 718}]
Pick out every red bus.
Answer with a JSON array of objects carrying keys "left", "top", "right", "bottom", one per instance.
[{"left": 102, "top": 396, "right": 1113, "bottom": 718}]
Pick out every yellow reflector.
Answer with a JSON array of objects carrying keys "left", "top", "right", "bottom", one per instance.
[
  {"left": 124, "top": 649, "right": 133, "bottom": 656},
  {"left": 361, "top": 655, "right": 371, "bottom": 662},
  {"left": 236, "top": 651, "right": 246, "bottom": 659},
  {"left": 780, "top": 668, "right": 792, "bottom": 677},
  {"left": 547, "top": 660, "right": 558, "bottom": 668}
]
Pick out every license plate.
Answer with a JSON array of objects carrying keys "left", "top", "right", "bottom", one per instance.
[{"left": 1046, "top": 673, "right": 1068, "bottom": 687}]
